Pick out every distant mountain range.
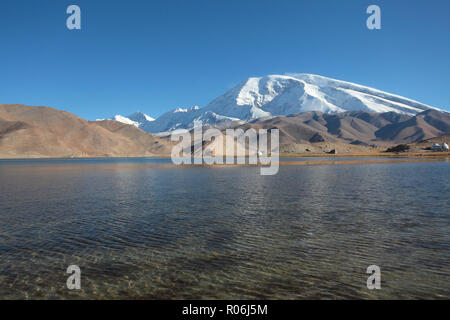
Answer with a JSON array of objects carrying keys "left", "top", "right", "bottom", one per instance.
[
  {"left": 1, "top": 104, "right": 449, "bottom": 158},
  {"left": 106, "top": 74, "right": 443, "bottom": 134},
  {"left": 231, "top": 109, "right": 450, "bottom": 153},
  {"left": 1, "top": 73, "right": 449, "bottom": 158}
]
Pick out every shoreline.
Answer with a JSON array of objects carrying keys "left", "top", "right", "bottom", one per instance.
[
  {"left": 0, "top": 151, "right": 449, "bottom": 161},
  {"left": 1, "top": 156, "right": 448, "bottom": 171},
  {"left": 279, "top": 152, "right": 450, "bottom": 158}
]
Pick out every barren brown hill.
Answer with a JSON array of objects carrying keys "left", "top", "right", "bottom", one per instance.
[
  {"left": 1, "top": 104, "right": 449, "bottom": 158},
  {"left": 0, "top": 104, "right": 172, "bottom": 158},
  {"left": 240, "top": 115, "right": 338, "bottom": 145},
  {"left": 92, "top": 120, "right": 172, "bottom": 155},
  {"left": 235, "top": 110, "right": 450, "bottom": 150},
  {"left": 375, "top": 109, "right": 450, "bottom": 143}
]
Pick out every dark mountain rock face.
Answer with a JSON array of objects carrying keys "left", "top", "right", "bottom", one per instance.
[{"left": 239, "top": 110, "right": 450, "bottom": 146}]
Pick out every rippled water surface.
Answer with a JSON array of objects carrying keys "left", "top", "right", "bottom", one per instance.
[{"left": 0, "top": 158, "right": 449, "bottom": 299}]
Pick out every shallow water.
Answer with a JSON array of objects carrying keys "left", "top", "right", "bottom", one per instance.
[{"left": 0, "top": 159, "right": 449, "bottom": 299}]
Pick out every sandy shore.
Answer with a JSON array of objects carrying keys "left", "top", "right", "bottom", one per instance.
[
  {"left": 1, "top": 151, "right": 448, "bottom": 161},
  {"left": 2, "top": 154, "right": 448, "bottom": 172},
  {"left": 279, "top": 151, "right": 450, "bottom": 158}
]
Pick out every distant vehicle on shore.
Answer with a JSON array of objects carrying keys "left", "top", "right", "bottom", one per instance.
[{"left": 431, "top": 143, "right": 449, "bottom": 151}]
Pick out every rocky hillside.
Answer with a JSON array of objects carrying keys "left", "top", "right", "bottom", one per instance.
[
  {"left": 0, "top": 104, "right": 172, "bottom": 158},
  {"left": 1, "top": 104, "right": 448, "bottom": 158},
  {"left": 235, "top": 109, "right": 450, "bottom": 148}
]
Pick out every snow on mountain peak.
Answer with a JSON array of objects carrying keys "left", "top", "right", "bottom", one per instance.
[
  {"left": 128, "top": 111, "right": 155, "bottom": 123},
  {"left": 201, "top": 73, "right": 438, "bottom": 120},
  {"left": 96, "top": 111, "right": 155, "bottom": 128},
  {"left": 112, "top": 115, "right": 140, "bottom": 127},
  {"left": 173, "top": 106, "right": 200, "bottom": 113},
  {"left": 103, "top": 73, "right": 441, "bottom": 133}
]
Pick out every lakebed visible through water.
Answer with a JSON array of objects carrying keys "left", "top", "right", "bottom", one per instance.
[{"left": 0, "top": 157, "right": 449, "bottom": 299}]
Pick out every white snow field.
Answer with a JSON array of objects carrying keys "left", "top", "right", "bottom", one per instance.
[{"left": 105, "top": 74, "right": 441, "bottom": 133}]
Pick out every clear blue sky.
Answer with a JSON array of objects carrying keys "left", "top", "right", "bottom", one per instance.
[{"left": 1, "top": 0, "right": 449, "bottom": 120}]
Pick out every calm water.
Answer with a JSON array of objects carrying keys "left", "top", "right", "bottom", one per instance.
[{"left": 0, "top": 158, "right": 449, "bottom": 299}]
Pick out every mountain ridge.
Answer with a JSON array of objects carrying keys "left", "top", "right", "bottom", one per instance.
[
  {"left": 112, "top": 73, "right": 443, "bottom": 134},
  {"left": 0, "top": 104, "right": 172, "bottom": 158},
  {"left": 1, "top": 104, "right": 449, "bottom": 158},
  {"left": 231, "top": 109, "right": 450, "bottom": 148}
]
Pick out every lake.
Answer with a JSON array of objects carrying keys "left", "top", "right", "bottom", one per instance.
[{"left": 0, "top": 158, "right": 449, "bottom": 299}]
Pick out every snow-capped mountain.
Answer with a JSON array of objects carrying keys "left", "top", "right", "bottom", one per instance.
[
  {"left": 203, "top": 74, "right": 437, "bottom": 118},
  {"left": 107, "top": 74, "right": 441, "bottom": 133},
  {"left": 139, "top": 106, "right": 240, "bottom": 133},
  {"left": 128, "top": 111, "right": 155, "bottom": 123},
  {"left": 97, "top": 111, "right": 155, "bottom": 128},
  {"left": 111, "top": 114, "right": 140, "bottom": 127}
]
